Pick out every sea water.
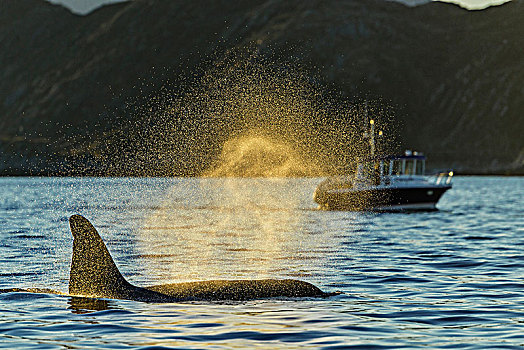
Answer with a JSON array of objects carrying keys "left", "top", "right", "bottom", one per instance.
[{"left": 0, "top": 176, "right": 523, "bottom": 349}]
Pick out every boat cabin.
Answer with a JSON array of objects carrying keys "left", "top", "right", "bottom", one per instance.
[{"left": 356, "top": 151, "right": 426, "bottom": 186}]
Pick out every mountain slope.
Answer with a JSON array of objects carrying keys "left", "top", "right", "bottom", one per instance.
[{"left": 0, "top": 0, "right": 522, "bottom": 175}]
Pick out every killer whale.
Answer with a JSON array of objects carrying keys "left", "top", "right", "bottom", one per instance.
[{"left": 69, "top": 214, "right": 334, "bottom": 302}]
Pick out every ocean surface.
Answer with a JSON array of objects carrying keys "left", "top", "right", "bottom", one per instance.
[{"left": 0, "top": 176, "right": 523, "bottom": 349}]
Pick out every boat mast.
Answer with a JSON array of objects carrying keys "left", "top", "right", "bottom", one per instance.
[
  {"left": 369, "top": 119, "right": 375, "bottom": 157},
  {"left": 364, "top": 101, "right": 376, "bottom": 157}
]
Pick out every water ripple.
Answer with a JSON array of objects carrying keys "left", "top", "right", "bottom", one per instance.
[{"left": 0, "top": 177, "right": 522, "bottom": 349}]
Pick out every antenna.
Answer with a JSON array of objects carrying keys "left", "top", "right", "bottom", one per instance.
[
  {"left": 364, "top": 101, "right": 375, "bottom": 157},
  {"left": 369, "top": 119, "right": 375, "bottom": 157},
  {"left": 363, "top": 101, "right": 382, "bottom": 158}
]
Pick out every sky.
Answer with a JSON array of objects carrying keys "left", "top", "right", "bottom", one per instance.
[{"left": 47, "top": 0, "right": 512, "bottom": 14}]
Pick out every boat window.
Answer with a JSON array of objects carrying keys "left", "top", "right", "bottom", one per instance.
[
  {"left": 416, "top": 159, "right": 425, "bottom": 175},
  {"left": 382, "top": 160, "right": 390, "bottom": 176},
  {"left": 405, "top": 160, "right": 414, "bottom": 175},
  {"left": 392, "top": 160, "right": 402, "bottom": 175}
]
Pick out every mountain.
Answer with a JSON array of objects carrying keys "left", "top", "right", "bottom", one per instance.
[{"left": 1, "top": 0, "right": 522, "bottom": 175}]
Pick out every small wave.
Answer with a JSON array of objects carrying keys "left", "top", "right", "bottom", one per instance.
[
  {"left": 183, "top": 322, "right": 224, "bottom": 329},
  {"left": 0, "top": 272, "right": 40, "bottom": 278},
  {"left": 422, "top": 315, "right": 492, "bottom": 325},
  {"left": 337, "top": 325, "right": 395, "bottom": 333},
  {"left": 424, "top": 259, "right": 486, "bottom": 268},
  {"left": 460, "top": 282, "right": 524, "bottom": 290},
  {"left": 376, "top": 275, "right": 432, "bottom": 284},
  {"left": 0, "top": 289, "right": 60, "bottom": 301},
  {"left": 14, "top": 234, "right": 46, "bottom": 239},
  {"left": 174, "top": 329, "right": 337, "bottom": 342}
]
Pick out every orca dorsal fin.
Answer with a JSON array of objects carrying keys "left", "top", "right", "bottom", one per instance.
[{"left": 69, "top": 215, "right": 132, "bottom": 298}]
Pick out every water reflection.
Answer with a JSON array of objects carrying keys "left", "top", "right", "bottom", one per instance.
[
  {"left": 68, "top": 296, "right": 114, "bottom": 314},
  {"left": 137, "top": 178, "right": 335, "bottom": 284}
]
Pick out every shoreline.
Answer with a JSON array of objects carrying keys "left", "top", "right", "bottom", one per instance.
[{"left": 0, "top": 173, "right": 523, "bottom": 178}]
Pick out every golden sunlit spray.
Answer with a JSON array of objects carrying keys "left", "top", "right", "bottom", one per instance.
[{"left": 123, "top": 47, "right": 397, "bottom": 282}]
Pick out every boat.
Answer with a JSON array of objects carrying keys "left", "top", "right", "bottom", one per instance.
[{"left": 313, "top": 119, "right": 453, "bottom": 211}]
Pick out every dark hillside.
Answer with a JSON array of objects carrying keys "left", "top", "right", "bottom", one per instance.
[{"left": 0, "top": 0, "right": 522, "bottom": 175}]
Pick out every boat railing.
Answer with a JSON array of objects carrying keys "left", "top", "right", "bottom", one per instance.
[{"left": 432, "top": 172, "right": 454, "bottom": 185}]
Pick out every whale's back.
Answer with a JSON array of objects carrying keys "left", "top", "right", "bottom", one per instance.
[{"left": 146, "top": 279, "right": 327, "bottom": 300}]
